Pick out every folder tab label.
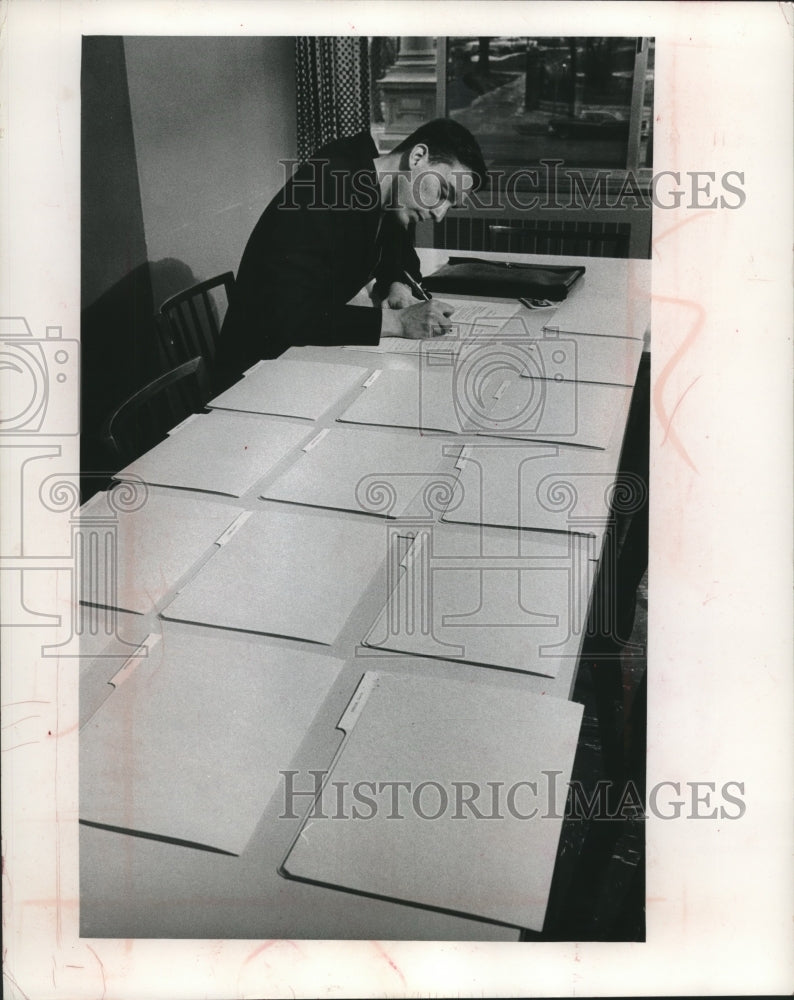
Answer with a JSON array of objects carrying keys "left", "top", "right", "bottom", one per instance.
[
  {"left": 108, "top": 633, "right": 161, "bottom": 688},
  {"left": 215, "top": 509, "right": 252, "bottom": 546},
  {"left": 303, "top": 428, "right": 330, "bottom": 452},
  {"left": 337, "top": 671, "right": 380, "bottom": 735}
]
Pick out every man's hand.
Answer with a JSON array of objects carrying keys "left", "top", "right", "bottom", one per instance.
[
  {"left": 382, "top": 281, "right": 416, "bottom": 310},
  {"left": 381, "top": 299, "right": 456, "bottom": 339},
  {"left": 399, "top": 300, "right": 456, "bottom": 339}
]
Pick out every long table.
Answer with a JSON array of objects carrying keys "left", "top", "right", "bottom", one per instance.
[{"left": 78, "top": 249, "right": 651, "bottom": 940}]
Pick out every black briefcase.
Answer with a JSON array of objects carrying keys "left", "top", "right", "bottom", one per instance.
[{"left": 422, "top": 257, "right": 586, "bottom": 301}]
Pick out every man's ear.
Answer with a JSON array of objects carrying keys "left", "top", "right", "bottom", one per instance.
[{"left": 408, "top": 143, "right": 430, "bottom": 168}]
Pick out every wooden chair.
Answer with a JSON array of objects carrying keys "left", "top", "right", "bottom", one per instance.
[
  {"left": 157, "top": 271, "right": 235, "bottom": 367},
  {"left": 100, "top": 356, "right": 211, "bottom": 467}
]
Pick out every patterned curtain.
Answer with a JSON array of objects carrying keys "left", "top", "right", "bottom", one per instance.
[{"left": 296, "top": 37, "right": 372, "bottom": 162}]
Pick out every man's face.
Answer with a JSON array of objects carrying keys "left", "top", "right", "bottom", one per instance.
[{"left": 391, "top": 144, "right": 475, "bottom": 228}]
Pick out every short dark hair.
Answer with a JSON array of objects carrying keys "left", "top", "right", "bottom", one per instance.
[{"left": 392, "top": 118, "right": 488, "bottom": 191}]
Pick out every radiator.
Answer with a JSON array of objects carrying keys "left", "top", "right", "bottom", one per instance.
[{"left": 432, "top": 217, "right": 632, "bottom": 258}]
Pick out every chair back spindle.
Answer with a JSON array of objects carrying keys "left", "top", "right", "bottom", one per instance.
[{"left": 157, "top": 271, "right": 235, "bottom": 368}]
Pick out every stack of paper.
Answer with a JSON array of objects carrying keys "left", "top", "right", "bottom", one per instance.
[
  {"left": 263, "top": 425, "right": 457, "bottom": 518},
  {"left": 208, "top": 359, "right": 370, "bottom": 419},
  {"left": 78, "top": 491, "right": 242, "bottom": 614},
  {"left": 80, "top": 629, "right": 344, "bottom": 855},
  {"left": 161, "top": 506, "right": 388, "bottom": 645},
  {"left": 281, "top": 669, "right": 584, "bottom": 930},
  {"left": 363, "top": 523, "right": 595, "bottom": 676},
  {"left": 116, "top": 409, "right": 310, "bottom": 497}
]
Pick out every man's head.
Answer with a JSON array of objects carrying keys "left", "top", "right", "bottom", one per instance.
[{"left": 385, "top": 118, "right": 487, "bottom": 228}]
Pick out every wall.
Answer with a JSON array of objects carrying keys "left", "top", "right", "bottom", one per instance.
[
  {"left": 123, "top": 36, "right": 297, "bottom": 306},
  {"left": 81, "top": 37, "right": 160, "bottom": 484},
  {"left": 80, "top": 36, "right": 296, "bottom": 488},
  {"left": 81, "top": 37, "right": 150, "bottom": 310}
]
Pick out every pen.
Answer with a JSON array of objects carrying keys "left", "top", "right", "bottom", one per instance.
[{"left": 402, "top": 270, "right": 432, "bottom": 301}]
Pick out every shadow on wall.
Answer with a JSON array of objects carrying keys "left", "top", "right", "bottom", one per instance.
[{"left": 80, "top": 257, "right": 198, "bottom": 500}]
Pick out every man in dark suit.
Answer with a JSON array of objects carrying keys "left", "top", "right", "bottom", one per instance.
[{"left": 215, "top": 118, "right": 487, "bottom": 390}]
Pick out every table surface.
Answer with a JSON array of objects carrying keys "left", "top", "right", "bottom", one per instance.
[{"left": 79, "top": 249, "right": 650, "bottom": 941}]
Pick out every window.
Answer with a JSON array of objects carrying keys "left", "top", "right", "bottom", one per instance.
[
  {"left": 371, "top": 37, "right": 653, "bottom": 175},
  {"left": 443, "top": 37, "right": 653, "bottom": 173}
]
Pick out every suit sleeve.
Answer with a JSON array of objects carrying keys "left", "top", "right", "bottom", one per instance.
[
  {"left": 263, "top": 226, "right": 384, "bottom": 348},
  {"left": 373, "top": 218, "right": 422, "bottom": 298},
  {"left": 222, "top": 193, "right": 384, "bottom": 381}
]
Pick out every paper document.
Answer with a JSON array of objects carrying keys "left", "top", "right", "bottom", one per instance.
[
  {"left": 363, "top": 522, "right": 594, "bottom": 676},
  {"left": 478, "top": 379, "right": 633, "bottom": 450},
  {"left": 263, "top": 425, "right": 456, "bottom": 518},
  {"left": 345, "top": 335, "right": 462, "bottom": 356},
  {"left": 161, "top": 506, "right": 387, "bottom": 645},
  {"left": 281, "top": 670, "right": 584, "bottom": 930},
  {"left": 442, "top": 298, "right": 522, "bottom": 325},
  {"left": 116, "top": 410, "right": 310, "bottom": 497},
  {"left": 80, "top": 629, "right": 343, "bottom": 855},
  {"left": 337, "top": 367, "right": 498, "bottom": 435},
  {"left": 208, "top": 359, "right": 369, "bottom": 420},
  {"left": 78, "top": 491, "right": 241, "bottom": 614},
  {"left": 443, "top": 441, "right": 622, "bottom": 547},
  {"left": 543, "top": 292, "right": 650, "bottom": 340},
  {"left": 520, "top": 331, "right": 644, "bottom": 386}
]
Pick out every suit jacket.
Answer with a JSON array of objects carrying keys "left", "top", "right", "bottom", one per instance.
[{"left": 216, "top": 131, "right": 421, "bottom": 389}]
